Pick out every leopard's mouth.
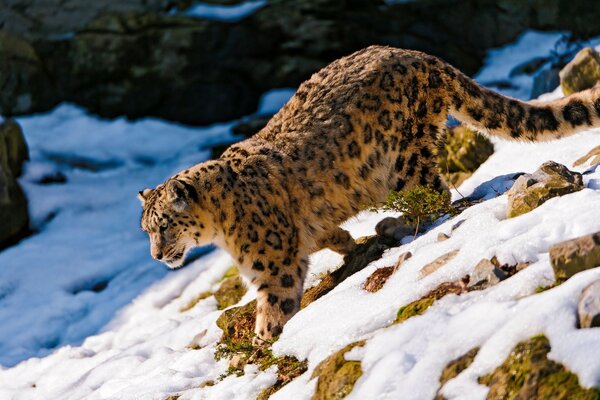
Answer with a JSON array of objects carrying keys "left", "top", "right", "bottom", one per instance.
[{"left": 164, "top": 250, "right": 185, "bottom": 269}]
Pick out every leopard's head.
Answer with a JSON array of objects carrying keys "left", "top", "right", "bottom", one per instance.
[{"left": 138, "top": 179, "right": 213, "bottom": 269}]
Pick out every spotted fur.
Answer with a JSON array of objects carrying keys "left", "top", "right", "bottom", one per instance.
[{"left": 139, "top": 46, "right": 600, "bottom": 342}]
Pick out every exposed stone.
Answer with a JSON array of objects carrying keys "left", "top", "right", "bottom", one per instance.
[
  {"left": 437, "top": 126, "right": 494, "bottom": 188},
  {"left": 395, "top": 278, "right": 469, "bottom": 325},
  {"left": 311, "top": 341, "right": 365, "bottom": 400},
  {"left": 435, "top": 348, "right": 479, "bottom": 400},
  {"left": 467, "top": 258, "right": 507, "bottom": 289},
  {"left": 214, "top": 275, "right": 247, "bottom": 310},
  {"left": 573, "top": 145, "right": 600, "bottom": 168},
  {"left": 437, "top": 232, "right": 450, "bottom": 242},
  {"left": 578, "top": 280, "right": 600, "bottom": 329},
  {"left": 479, "top": 335, "right": 600, "bottom": 399},
  {"left": 216, "top": 300, "right": 256, "bottom": 344},
  {"left": 0, "top": 119, "right": 30, "bottom": 248},
  {"left": 560, "top": 47, "right": 600, "bottom": 96},
  {"left": 362, "top": 252, "right": 411, "bottom": 293},
  {"left": 506, "top": 161, "right": 584, "bottom": 218},
  {"left": 420, "top": 249, "right": 460, "bottom": 277},
  {"left": 0, "top": 32, "right": 57, "bottom": 116},
  {"left": 375, "top": 216, "right": 416, "bottom": 241},
  {"left": 301, "top": 235, "right": 397, "bottom": 308},
  {"left": 4, "top": 0, "right": 600, "bottom": 124},
  {"left": 550, "top": 231, "right": 600, "bottom": 280}
]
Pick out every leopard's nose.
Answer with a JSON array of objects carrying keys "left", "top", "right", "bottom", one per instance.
[{"left": 153, "top": 251, "right": 163, "bottom": 260}]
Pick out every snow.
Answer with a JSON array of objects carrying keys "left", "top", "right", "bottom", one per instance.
[
  {"left": 256, "top": 88, "right": 296, "bottom": 115},
  {"left": 2, "top": 30, "right": 600, "bottom": 400},
  {"left": 183, "top": 1, "right": 267, "bottom": 22}
]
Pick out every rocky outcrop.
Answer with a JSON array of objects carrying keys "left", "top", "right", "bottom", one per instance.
[
  {"left": 550, "top": 232, "right": 600, "bottom": 280},
  {"left": 4, "top": 0, "right": 600, "bottom": 124},
  {"left": 506, "top": 161, "right": 584, "bottom": 218},
  {"left": 560, "top": 47, "right": 600, "bottom": 96},
  {"left": 479, "top": 335, "right": 600, "bottom": 399},
  {"left": 214, "top": 275, "right": 247, "bottom": 310},
  {"left": 578, "top": 280, "right": 600, "bottom": 329},
  {"left": 435, "top": 348, "right": 479, "bottom": 400},
  {"left": 437, "top": 126, "right": 494, "bottom": 187},
  {"left": 0, "top": 119, "right": 29, "bottom": 248},
  {"left": 311, "top": 341, "right": 365, "bottom": 400}
]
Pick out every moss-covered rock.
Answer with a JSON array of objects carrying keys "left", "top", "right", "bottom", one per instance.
[
  {"left": 216, "top": 300, "right": 256, "bottom": 345},
  {"left": 257, "top": 356, "right": 308, "bottom": 399},
  {"left": 506, "top": 161, "right": 583, "bottom": 218},
  {"left": 438, "top": 126, "right": 494, "bottom": 187},
  {"left": 550, "top": 231, "right": 600, "bottom": 280},
  {"left": 0, "top": 119, "right": 30, "bottom": 248},
  {"left": 214, "top": 275, "right": 247, "bottom": 310},
  {"left": 479, "top": 335, "right": 600, "bottom": 400},
  {"left": 560, "top": 47, "right": 600, "bottom": 96},
  {"left": 395, "top": 279, "right": 468, "bottom": 324},
  {"left": 435, "top": 348, "right": 479, "bottom": 400},
  {"left": 311, "top": 341, "right": 365, "bottom": 400}
]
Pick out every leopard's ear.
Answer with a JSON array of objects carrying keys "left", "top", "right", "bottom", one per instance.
[
  {"left": 137, "top": 189, "right": 153, "bottom": 206},
  {"left": 166, "top": 179, "right": 198, "bottom": 212}
]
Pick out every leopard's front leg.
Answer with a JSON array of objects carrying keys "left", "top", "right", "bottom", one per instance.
[{"left": 247, "top": 253, "right": 308, "bottom": 345}]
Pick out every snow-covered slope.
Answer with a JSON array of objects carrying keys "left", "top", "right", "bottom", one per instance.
[{"left": 1, "top": 31, "right": 600, "bottom": 400}]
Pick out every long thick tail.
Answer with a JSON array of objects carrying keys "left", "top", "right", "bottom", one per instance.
[{"left": 446, "top": 66, "right": 600, "bottom": 142}]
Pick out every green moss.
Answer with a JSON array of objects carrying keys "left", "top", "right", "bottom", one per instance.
[
  {"left": 257, "top": 356, "right": 309, "bottom": 399},
  {"left": 213, "top": 300, "right": 307, "bottom": 387},
  {"left": 435, "top": 348, "right": 479, "bottom": 400},
  {"left": 164, "top": 396, "right": 180, "bottom": 400},
  {"left": 535, "top": 278, "right": 566, "bottom": 294},
  {"left": 312, "top": 341, "right": 365, "bottom": 400},
  {"left": 479, "top": 335, "right": 600, "bottom": 400},
  {"left": 377, "top": 186, "right": 452, "bottom": 228},
  {"left": 395, "top": 296, "right": 435, "bottom": 324},
  {"left": 179, "top": 265, "right": 241, "bottom": 312},
  {"left": 179, "top": 291, "right": 212, "bottom": 312},
  {"left": 214, "top": 275, "right": 247, "bottom": 310},
  {"left": 219, "top": 265, "right": 240, "bottom": 282}
]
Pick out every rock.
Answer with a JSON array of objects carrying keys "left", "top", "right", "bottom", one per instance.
[
  {"left": 214, "top": 275, "right": 247, "bottom": 310},
  {"left": 5, "top": 1, "right": 600, "bottom": 123},
  {"left": 375, "top": 217, "right": 416, "bottom": 241},
  {"left": 479, "top": 335, "right": 600, "bottom": 399},
  {"left": 437, "top": 232, "right": 450, "bottom": 242},
  {"left": 506, "top": 161, "right": 583, "bottom": 218},
  {"left": 216, "top": 300, "right": 256, "bottom": 344},
  {"left": 362, "top": 251, "right": 411, "bottom": 293},
  {"left": 0, "top": 32, "right": 57, "bottom": 116},
  {"left": 560, "top": 47, "right": 600, "bottom": 96},
  {"left": 573, "top": 145, "right": 600, "bottom": 168},
  {"left": 437, "top": 126, "right": 494, "bottom": 187},
  {"left": 435, "top": 348, "right": 479, "bottom": 400},
  {"left": 395, "top": 278, "right": 468, "bottom": 325},
  {"left": 420, "top": 249, "right": 460, "bottom": 277},
  {"left": 0, "top": 119, "right": 30, "bottom": 248},
  {"left": 467, "top": 258, "right": 507, "bottom": 289},
  {"left": 578, "top": 280, "right": 600, "bottom": 329},
  {"left": 311, "top": 341, "right": 365, "bottom": 400},
  {"left": 550, "top": 232, "right": 600, "bottom": 280}
]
